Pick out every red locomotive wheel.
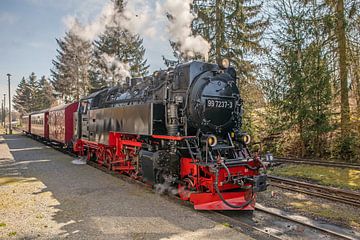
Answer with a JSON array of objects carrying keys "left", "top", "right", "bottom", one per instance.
[
  {"left": 96, "top": 146, "right": 105, "bottom": 166},
  {"left": 104, "top": 149, "right": 113, "bottom": 170}
]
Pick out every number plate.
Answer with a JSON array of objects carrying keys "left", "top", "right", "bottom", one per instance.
[{"left": 205, "top": 99, "right": 234, "bottom": 109}]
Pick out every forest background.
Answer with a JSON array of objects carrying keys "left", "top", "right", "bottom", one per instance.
[{"left": 6, "top": 0, "right": 360, "bottom": 161}]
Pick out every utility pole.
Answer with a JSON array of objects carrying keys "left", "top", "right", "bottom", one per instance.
[
  {"left": 7, "top": 74, "right": 12, "bottom": 134},
  {"left": 3, "top": 94, "right": 6, "bottom": 128},
  {"left": 1, "top": 99, "right": 3, "bottom": 128}
]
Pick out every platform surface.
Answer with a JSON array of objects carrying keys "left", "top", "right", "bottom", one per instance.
[{"left": 0, "top": 134, "right": 253, "bottom": 239}]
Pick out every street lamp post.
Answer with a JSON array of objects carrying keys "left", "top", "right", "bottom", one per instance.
[
  {"left": 1, "top": 100, "right": 3, "bottom": 128},
  {"left": 3, "top": 94, "right": 6, "bottom": 128},
  {"left": 7, "top": 74, "right": 12, "bottom": 134}
]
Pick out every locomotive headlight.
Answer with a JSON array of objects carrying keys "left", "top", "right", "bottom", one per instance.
[
  {"left": 242, "top": 134, "right": 251, "bottom": 145},
  {"left": 207, "top": 135, "right": 218, "bottom": 147},
  {"left": 219, "top": 58, "right": 230, "bottom": 69}
]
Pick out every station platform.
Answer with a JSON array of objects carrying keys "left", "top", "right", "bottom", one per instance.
[{"left": 0, "top": 134, "right": 253, "bottom": 239}]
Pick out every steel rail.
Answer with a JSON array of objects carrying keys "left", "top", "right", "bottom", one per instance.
[
  {"left": 268, "top": 175, "right": 360, "bottom": 207},
  {"left": 210, "top": 211, "right": 284, "bottom": 240},
  {"left": 272, "top": 157, "right": 360, "bottom": 170},
  {"left": 255, "top": 205, "right": 358, "bottom": 240}
]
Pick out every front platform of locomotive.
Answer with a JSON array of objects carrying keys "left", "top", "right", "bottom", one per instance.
[{"left": 179, "top": 59, "right": 267, "bottom": 210}]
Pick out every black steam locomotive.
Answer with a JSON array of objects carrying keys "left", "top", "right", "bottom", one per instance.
[{"left": 73, "top": 60, "right": 267, "bottom": 210}]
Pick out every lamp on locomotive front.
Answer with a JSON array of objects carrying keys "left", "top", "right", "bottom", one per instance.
[{"left": 218, "top": 58, "right": 230, "bottom": 69}]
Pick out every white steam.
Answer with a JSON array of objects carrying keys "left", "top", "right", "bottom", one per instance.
[
  {"left": 154, "top": 175, "right": 179, "bottom": 195},
  {"left": 64, "top": 0, "right": 211, "bottom": 64},
  {"left": 156, "top": 0, "right": 210, "bottom": 60},
  {"left": 114, "top": 0, "right": 157, "bottom": 38},
  {"left": 64, "top": 0, "right": 155, "bottom": 41},
  {"left": 101, "top": 53, "right": 131, "bottom": 86},
  {"left": 64, "top": 3, "right": 115, "bottom": 42}
]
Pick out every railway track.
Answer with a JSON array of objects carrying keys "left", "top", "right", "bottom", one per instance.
[
  {"left": 253, "top": 205, "right": 359, "bottom": 240},
  {"left": 269, "top": 175, "right": 360, "bottom": 207},
  {"left": 22, "top": 134, "right": 359, "bottom": 240},
  {"left": 214, "top": 202, "right": 359, "bottom": 240},
  {"left": 272, "top": 157, "right": 360, "bottom": 170}
]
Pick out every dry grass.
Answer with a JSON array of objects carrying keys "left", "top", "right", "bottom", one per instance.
[{"left": 269, "top": 164, "right": 360, "bottom": 190}]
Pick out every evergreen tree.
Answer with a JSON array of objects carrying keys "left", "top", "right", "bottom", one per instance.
[
  {"left": 28, "top": 72, "right": 41, "bottom": 112},
  {"left": 265, "top": 0, "right": 333, "bottom": 157},
  {"left": 192, "top": 0, "right": 268, "bottom": 79},
  {"left": 37, "top": 76, "right": 55, "bottom": 109},
  {"left": 327, "top": 0, "right": 359, "bottom": 159},
  {"left": 188, "top": 0, "right": 268, "bottom": 140},
  {"left": 13, "top": 73, "right": 45, "bottom": 114},
  {"left": 90, "top": 0, "right": 149, "bottom": 89},
  {"left": 13, "top": 77, "right": 30, "bottom": 115},
  {"left": 335, "top": 0, "right": 350, "bottom": 145},
  {"left": 51, "top": 28, "right": 92, "bottom": 102}
]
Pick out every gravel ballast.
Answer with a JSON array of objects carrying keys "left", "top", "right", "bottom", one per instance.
[{"left": 0, "top": 134, "right": 253, "bottom": 239}]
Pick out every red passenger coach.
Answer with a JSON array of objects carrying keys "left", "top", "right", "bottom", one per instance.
[
  {"left": 30, "top": 110, "right": 49, "bottom": 138},
  {"left": 20, "top": 115, "right": 31, "bottom": 133},
  {"left": 48, "top": 102, "right": 78, "bottom": 146}
]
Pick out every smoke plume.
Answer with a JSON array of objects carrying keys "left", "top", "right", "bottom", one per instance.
[
  {"left": 64, "top": 0, "right": 211, "bottom": 64},
  {"left": 101, "top": 53, "right": 131, "bottom": 86},
  {"left": 64, "top": 0, "right": 155, "bottom": 41},
  {"left": 64, "top": 3, "right": 115, "bottom": 42},
  {"left": 156, "top": 0, "right": 210, "bottom": 60}
]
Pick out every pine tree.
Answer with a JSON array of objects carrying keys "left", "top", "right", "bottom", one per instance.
[
  {"left": 332, "top": 0, "right": 351, "bottom": 157},
  {"left": 13, "top": 77, "right": 30, "bottom": 115},
  {"left": 192, "top": 0, "right": 268, "bottom": 79},
  {"left": 265, "top": 0, "right": 333, "bottom": 157},
  {"left": 14, "top": 74, "right": 56, "bottom": 115},
  {"left": 37, "top": 76, "right": 55, "bottom": 109},
  {"left": 90, "top": 0, "right": 149, "bottom": 89},
  {"left": 189, "top": 0, "right": 268, "bottom": 140},
  {"left": 329, "top": 0, "right": 359, "bottom": 159},
  {"left": 28, "top": 72, "right": 41, "bottom": 112},
  {"left": 51, "top": 28, "right": 92, "bottom": 102}
]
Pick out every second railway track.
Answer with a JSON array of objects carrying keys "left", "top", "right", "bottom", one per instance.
[
  {"left": 273, "top": 157, "right": 360, "bottom": 170},
  {"left": 268, "top": 175, "right": 360, "bottom": 207}
]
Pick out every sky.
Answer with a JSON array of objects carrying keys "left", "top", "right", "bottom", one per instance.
[{"left": 0, "top": 0, "right": 173, "bottom": 107}]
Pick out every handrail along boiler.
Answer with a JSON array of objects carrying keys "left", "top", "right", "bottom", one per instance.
[{"left": 73, "top": 60, "right": 267, "bottom": 210}]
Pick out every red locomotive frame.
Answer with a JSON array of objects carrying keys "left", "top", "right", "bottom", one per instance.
[{"left": 74, "top": 132, "right": 260, "bottom": 210}]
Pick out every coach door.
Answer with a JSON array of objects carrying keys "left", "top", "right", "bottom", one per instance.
[{"left": 79, "top": 100, "right": 91, "bottom": 140}]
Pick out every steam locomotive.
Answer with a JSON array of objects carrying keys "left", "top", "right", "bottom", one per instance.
[{"left": 21, "top": 60, "right": 267, "bottom": 210}]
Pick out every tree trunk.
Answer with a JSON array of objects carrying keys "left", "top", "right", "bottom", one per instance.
[
  {"left": 215, "top": 0, "right": 221, "bottom": 62},
  {"left": 354, "top": 50, "right": 360, "bottom": 135},
  {"left": 336, "top": 0, "right": 350, "bottom": 141}
]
